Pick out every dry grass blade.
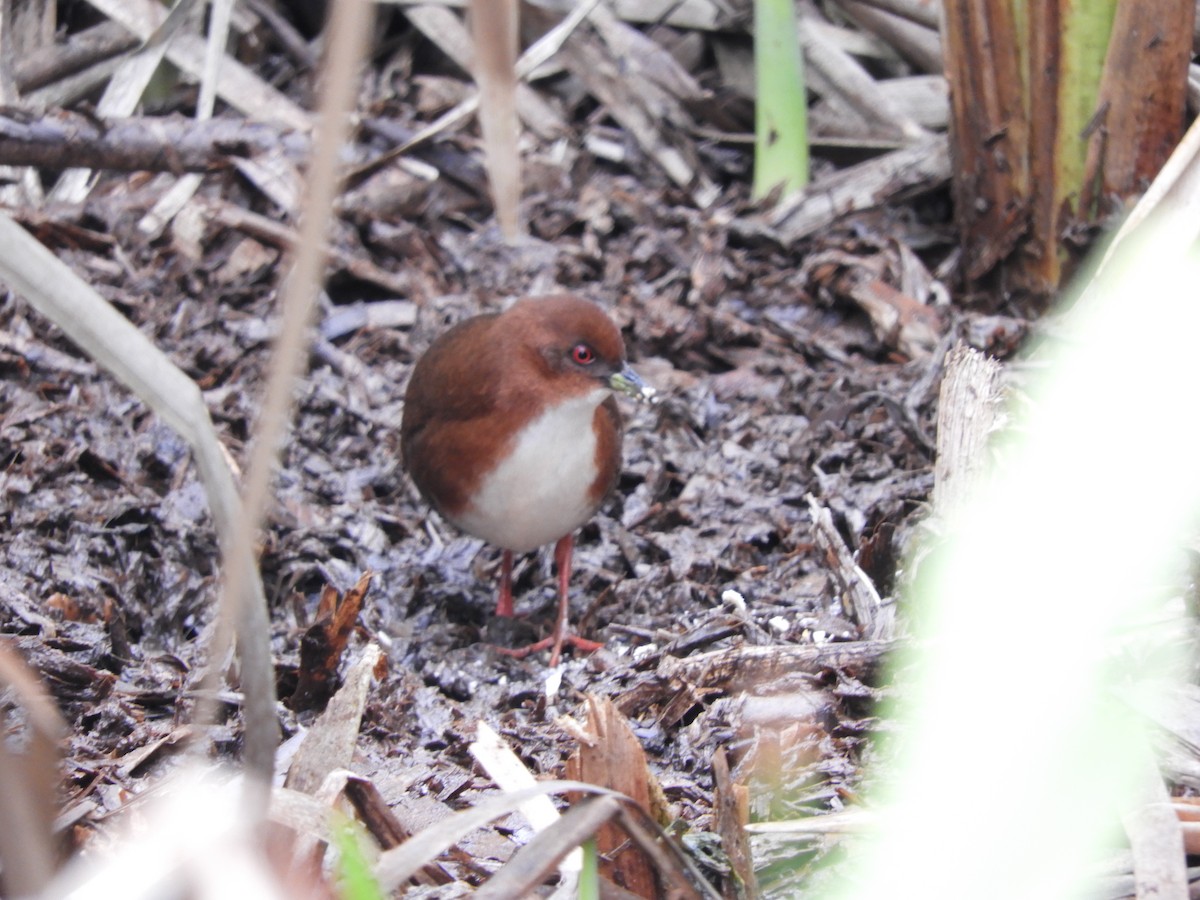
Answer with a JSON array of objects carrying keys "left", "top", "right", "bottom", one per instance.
[
  {"left": 11, "top": 21, "right": 130, "bottom": 92},
  {"left": 137, "top": 0, "right": 236, "bottom": 236},
  {"left": 838, "top": 0, "right": 943, "bottom": 73},
  {"left": 474, "top": 795, "right": 624, "bottom": 899},
  {"left": 206, "top": 199, "right": 412, "bottom": 295},
  {"left": 374, "top": 778, "right": 717, "bottom": 898},
  {"left": 470, "top": 722, "right": 580, "bottom": 873},
  {"left": 48, "top": 0, "right": 179, "bottom": 203},
  {"left": 373, "top": 780, "right": 620, "bottom": 892},
  {"left": 191, "top": 0, "right": 230, "bottom": 110},
  {"left": 0, "top": 210, "right": 277, "bottom": 805},
  {"left": 712, "top": 750, "right": 757, "bottom": 898},
  {"left": 745, "top": 809, "right": 876, "bottom": 834},
  {"left": 470, "top": 0, "right": 522, "bottom": 241},
  {"left": 799, "top": 5, "right": 925, "bottom": 142},
  {"left": 611, "top": 804, "right": 717, "bottom": 899},
  {"left": 807, "top": 494, "right": 889, "bottom": 638},
  {"left": 216, "top": 0, "right": 373, "bottom": 807},
  {"left": 840, "top": 0, "right": 940, "bottom": 28},
  {"left": 657, "top": 639, "right": 893, "bottom": 690},
  {"left": 612, "top": 0, "right": 732, "bottom": 29},
  {"left": 83, "top": 0, "right": 309, "bottom": 129},
  {"left": 0, "top": 641, "right": 66, "bottom": 896},
  {"left": 350, "top": 0, "right": 599, "bottom": 183},
  {"left": 402, "top": 4, "right": 562, "bottom": 140},
  {"left": 560, "top": 4, "right": 718, "bottom": 206},
  {"left": 141, "top": 0, "right": 204, "bottom": 50}
]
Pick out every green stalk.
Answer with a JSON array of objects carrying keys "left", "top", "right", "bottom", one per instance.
[
  {"left": 578, "top": 838, "right": 600, "bottom": 900},
  {"left": 753, "top": 0, "right": 809, "bottom": 199},
  {"left": 1054, "top": 0, "right": 1117, "bottom": 213},
  {"left": 335, "top": 819, "right": 386, "bottom": 900}
]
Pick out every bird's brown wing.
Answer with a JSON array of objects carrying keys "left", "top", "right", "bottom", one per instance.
[{"left": 401, "top": 314, "right": 513, "bottom": 516}]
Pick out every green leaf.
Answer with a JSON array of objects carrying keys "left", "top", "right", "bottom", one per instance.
[{"left": 334, "top": 818, "right": 386, "bottom": 900}]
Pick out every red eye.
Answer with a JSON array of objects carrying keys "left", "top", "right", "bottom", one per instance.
[{"left": 571, "top": 343, "right": 596, "bottom": 365}]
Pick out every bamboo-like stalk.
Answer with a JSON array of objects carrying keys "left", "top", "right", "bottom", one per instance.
[
  {"left": 753, "top": 0, "right": 809, "bottom": 199},
  {"left": 1024, "top": 0, "right": 1116, "bottom": 290},
  {"left": 942, "top": 0, "right": 1193, "bottom": 295},
  {"left": 940, "top": 0, "right": 1029, "bottom": 281}
]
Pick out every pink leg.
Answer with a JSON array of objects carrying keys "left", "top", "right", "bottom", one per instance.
[
  {"left": 493, "top": 533, "right": 602, "bottom": 665},
  {"left": 548, "top": 534, "right": 574, "bottom": 667},
  {"left": 495, "top": 550, "right": 515, "bottom": 617}
]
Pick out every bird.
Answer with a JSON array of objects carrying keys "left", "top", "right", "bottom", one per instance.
[{"left": 401, "top": 294, "right": 653, "bottom": 666}]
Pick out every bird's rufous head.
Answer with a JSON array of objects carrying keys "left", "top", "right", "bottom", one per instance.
[{"left": 496, "top": 295, "right": 654, "bottom": 406}]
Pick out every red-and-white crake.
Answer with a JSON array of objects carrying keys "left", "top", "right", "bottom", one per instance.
[{"left": 401, "top": 294, "right": 653, "bottom": 666}]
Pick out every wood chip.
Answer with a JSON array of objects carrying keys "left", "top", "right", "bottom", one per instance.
[
  {"left": 658, "top": 640, "right": 894, "bottom": 693},
  {"left": 288, "top": 572, "right": 373, "bottom": 712},
  {"left": 932, "top": 344, "right": 1004, "bottom": 520},
  {"left": 563, "top": 695, "right": 664, "bottom": 897},
  {"left": 284, "top": 642, "right": 384, "bottom": 795},
  {"left": 738, "top": 135, "right": 951, "bottom": 244},
  {"left": 807, "top": 496, "right": 892, "bottom": 640},
  {"left": 712, "top": 750, "right": 758, "bottom": 899}
]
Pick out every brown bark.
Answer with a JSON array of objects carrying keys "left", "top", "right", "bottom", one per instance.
[
  {"left": 940, "top": 0, "right": 1029, "bottom": 282},
  {"left": 1023, "top": 2, "right": 1064, "bottom": 292},
  {"left": 1081, "top": 6, "right": 1193, "bottom": 212},
  {"left": 0, "top": 110, "right": 306, "bottom": 173},
  {"left": 13, "top": 21, "right": 137, "bottom": 93},
  {"left": 565, "top": 696, "right": 663, "bottom": 899},
  {"left": 943, "top": 0, "right": 1195, "bottom": 296}
]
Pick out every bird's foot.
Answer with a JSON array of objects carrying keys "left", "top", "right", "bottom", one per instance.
[{"left": 492, "top": 632, "right": 603, "bottom": 667}]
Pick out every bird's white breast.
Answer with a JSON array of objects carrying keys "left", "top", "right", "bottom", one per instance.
[{"left": 454, "top": 388, "right": 609, "bottom": 553}]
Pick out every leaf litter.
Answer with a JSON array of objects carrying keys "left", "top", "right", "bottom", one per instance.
[{"left": 0, "top": 3, "right": 1028, "bottom": 894}]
